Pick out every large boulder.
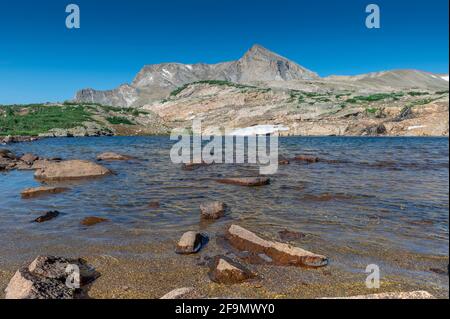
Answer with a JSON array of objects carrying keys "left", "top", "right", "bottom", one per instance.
[
  {"left": 5, "top": 256, "right": 99, "bottom": 299},
  {"left": 216, "top": 177, "right": 270, "bottom": 187},
  {"left": 20, "top": 153, "right": 39, "bottom": 164},
  {"left": 34, "top": 160, "right": 111, "bottom": 181},
  {"left": 21, "top": 186, "right": 69, "bottom": 199},
  {"left": 226, "top": 225, "right": 328, "bottom": 268},
  {"left": 208, "top": 256, "right": 256, "bottom": 284}
]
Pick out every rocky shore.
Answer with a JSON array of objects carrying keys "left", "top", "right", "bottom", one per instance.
[{"left": 1, "top": 145, "right": 447, "bottom": 299}]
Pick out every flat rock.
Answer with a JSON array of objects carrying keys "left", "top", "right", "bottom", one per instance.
[
  {"left": 226, "top": 225, "right": 328, "bottom": 268},
  {"left": 176, "top": 231, "right": 208, "bottom": 254},
  {"left": 21, "top": 186, "right": 69, "bottom": 199},
  {"left": 148, "top": 201, "right": 160, "bottom": 208},
  {"left": 209, "top": 256, "right": 256, "bottom": 284},
  {"left": 200, "top": 201, "right": 226, "bottom": 220},
  {"left": 160, "top": 287, "right": 202, "bottom": 299},
  {"left": 294, "top": 155, "right": 320, "bottom": 163},
  {"left": 323, "top": 291, "right": 435, "bottom": 299},
  {"left": 0, "top": 149, "right": 16, "bottom": 159},
  {"left": 97, "top": 152, "right": 133, "bottom": 161},
  {"left": 5, "top": 256, "right": 99, "bottom": 299},
  {"left": 34, "top": 211, "right": 60, "bottom": 223},
  {"left": 81, "top": 216, "right": 109, "bottom": 226},
  {"left": 181, "top": 162, "right": 211, "bottom": 171},
  {"left": 216, "top": 177, "right": 270, "bottom": 187},
  {"left": 34, "top": 160, "right": 112, "bottom": 181}
]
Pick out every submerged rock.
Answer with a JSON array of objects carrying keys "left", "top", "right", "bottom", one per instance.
[
  {"left": 278, "top": 229, "right": 306, "bottom": 241},
  {"left": 21, "top": 186, "right": 69, "bottom": 199},
  {"left": 200, "top": 201, "right": 226, "bottom": 220},
  {"left": 81, "top": 217, "right": 109, "bottom": 227},
  {"left": 34, "top": 211, "right": 60, "bottom": 223},
  {"left": 209, "top": 256, "right": 256, "bottom": 284},
  {"left": 34, "top": 160, "right": 111, "bottom": 181},
  {"left": 181, "top": 162, "right": 211, "bottom": 171},
  {"left": 97, "top": 152, "right": 133, "bottom": 161},
  {"left": 226, "top": 225, "right": 328, "bottom": 268},
  {"left": 216, "top": 177, "right": 270, "bottom": 187},
  {"left": 5, "top": 256, "right": 99, "bottom": 299},
  {"left": 148, "top": 201, "right": 161, "bottom": 209},
  {"left": 0, "top": 148, "right": 16, "bottom": 159},
  {"left": 175, "top": 231, "right": 208, "bottom": 255},
  {"left": 294, "top": 155, "right": 320, "bottom": 163},
  {"left": 160, "top": 287, "right": 202, "bottom": 299}
]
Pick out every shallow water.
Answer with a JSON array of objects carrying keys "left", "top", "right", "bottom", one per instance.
[{"left": 1, "top": 136, "right": 448, "bottom": 298}]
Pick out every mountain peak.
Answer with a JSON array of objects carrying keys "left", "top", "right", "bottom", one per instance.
[{"left": 242, "top": 44, "right": 283, "bottom": 60}]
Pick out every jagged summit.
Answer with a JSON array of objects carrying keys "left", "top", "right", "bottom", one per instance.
[{"left": 75, "top": 44, "right": 318, "bottom": 107}]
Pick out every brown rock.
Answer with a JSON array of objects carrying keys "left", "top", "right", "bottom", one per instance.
[
  {"left": 96, "top": 152, "right": 133, "bottom": 161},
  {"left": 181, "top": 162, "right": 211, "bottom": 171},
  {"left": 226, "top": 225, "right": 328, "bottom": 268},
  {"left": 21, "top": 186, "right": 69, "bottom": 199},
  {"left": 209, "top": 256, "right": 256, "bottom": 284},
  {"left": 175, "top": 231, "right": 207, "bottom": 254},
  {"left": 216, "top": 177, "right": 270, "bottom": 187},
  {"left": 34, "top": 160, "right": 111, "bottom": 181},
  {"left": 20, "top": 153, "right": 39, "bottom": 164},
  {"left": 278, "top": 157, "right": 290, "bottom": 165},
  {"left": 294, "top": 155, "right": 320, "bottom": 163},
  {"left": 148, "top": 201, "right": 160, "bottom": 208},
  {"left": 81, "top": 216, "right": 109, "bottom": 227},
  {"left": 5, "top": 256, "right": 99, "bottom": 299},
  {"left": 34, "top": 211, "right": 60, "bottom": 223},
  {"left": 200, "top": 201, "right": 226, "bottom": 220}
]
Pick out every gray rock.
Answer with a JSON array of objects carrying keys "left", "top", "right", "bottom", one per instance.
[
  {"left": 5, "top": 256, "right": 99, "bottom": 299},
  {"left": 208, "top": 256, "right": 256, "bottom": 284},
  {"left": 175, "top": 231, "right": 208, "bottom": 254},
  {"left": 200, "top": 201, "right": 226, "bottom": 220}
]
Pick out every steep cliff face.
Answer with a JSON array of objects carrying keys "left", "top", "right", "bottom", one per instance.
[{"left": 74, "top": 44, "right": 319, "bottom": 107}]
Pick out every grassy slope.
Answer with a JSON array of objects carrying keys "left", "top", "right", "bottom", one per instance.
[{"left": 0, "top": 104, "right": 93, "bottom": 136}]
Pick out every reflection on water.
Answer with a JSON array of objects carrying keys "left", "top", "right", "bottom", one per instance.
[{"left": 0, "top": 136, "right": 448, "bottom": 291}]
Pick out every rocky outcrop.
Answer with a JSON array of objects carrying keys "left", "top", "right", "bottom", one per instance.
[
  {"left": 216, "top": 177, "right": 270, "bottom": 187},
  {"left": 208, "top": 256, "right": 256, "bottom": 284},
  {"left": 21, "top": 186, "right": 69, "bottom": 199},
  {"left": 34, "top": 160, "right": 112, "bottom": 181},
  {"left": 200, "top": 201, "right": 226, "bottom": 220},
  {"left": 5, "top": 256, "right": 99, "bottom": 299},
  {"left": 225, "top": 225, "right": 328, "bottom": 268},
  {"left": 294, "top": 155, "right": 320, "bottom": 163},
  {"left": 175, "top": 231, "right": 208, "bottom": 255},
  {"left": 38, "top": 122, "right": 113, "bottom": 138}
]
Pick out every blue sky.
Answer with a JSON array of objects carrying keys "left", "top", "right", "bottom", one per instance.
[{"left": 0, "top": 0, "right": 448, "bottom": 104}]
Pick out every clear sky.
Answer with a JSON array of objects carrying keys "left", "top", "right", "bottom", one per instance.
[{"left": 0, "top": 0, "right": 448, "bottom": 104}]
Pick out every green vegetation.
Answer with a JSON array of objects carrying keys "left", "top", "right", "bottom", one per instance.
[
  {"left": 366, "top": 107, "right": 378, "bottom": 114},
  {"left": 436, "top": 90, "right": 449, "bottom": 95},
  {"left": 407, "top": 91, "right": 429, "bottom": 96},
  {"left": 353, "top": 92, "right": 403, "bottom": 102},
  {"left": 106, "top": 116, "right": 135, "bottom": 125},
  {"left": 0, "top": 104, "right": 93, "bottom": 136}
]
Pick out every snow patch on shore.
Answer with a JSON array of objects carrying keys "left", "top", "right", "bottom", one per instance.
[{"left": 230, "top": 125, "right": 289, "bottom": 136}]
